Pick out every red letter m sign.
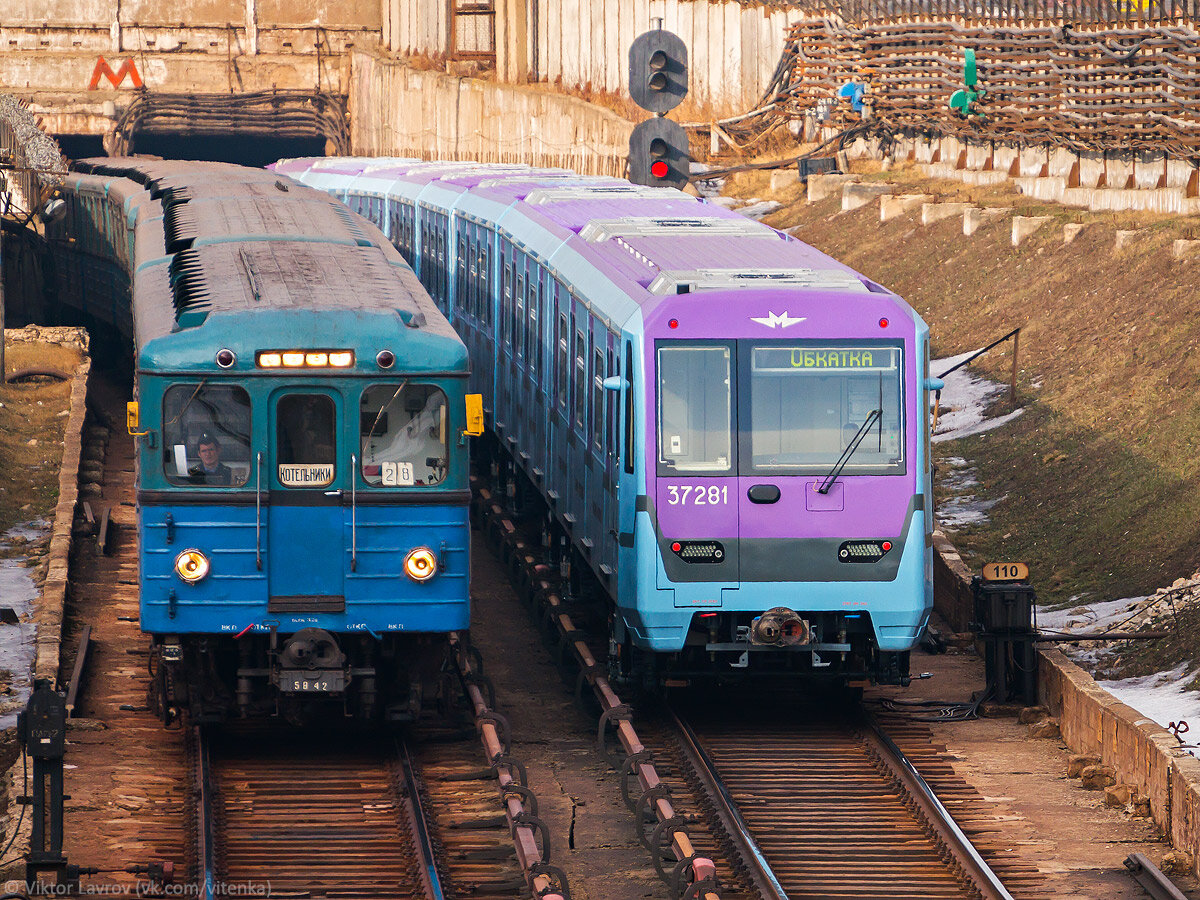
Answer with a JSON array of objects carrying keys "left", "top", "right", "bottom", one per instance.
[{"left": 88, "top": 57, "right": 144, "bottom": 90}]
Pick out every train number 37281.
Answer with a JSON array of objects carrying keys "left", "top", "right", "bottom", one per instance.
[{"left": 666, "top": 485, "right": 729, "bottom": 506}]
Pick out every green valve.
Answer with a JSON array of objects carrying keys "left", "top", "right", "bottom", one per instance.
[{"left": 949, "top": 48, "right": 986, "bottom": 120}]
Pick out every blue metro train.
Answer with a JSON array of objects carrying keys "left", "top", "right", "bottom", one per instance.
[
  {"left": 51, "top": 159, "right": 480, "bottom": 722},
  {"left": 279, "top": 157, "right": 941, "bottom": 689}
]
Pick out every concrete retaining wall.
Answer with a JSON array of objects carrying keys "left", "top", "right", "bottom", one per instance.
[
  {"left": 14, "top": 328, "right": 92, "bottom": 685},
  {"left": 933, "top": 530, "right": 1200, "bottom": 877},
  {"left": 350, "top": 49, "right": 633, "bottom": 176}
]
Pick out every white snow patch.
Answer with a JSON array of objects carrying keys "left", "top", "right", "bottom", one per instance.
[
  {"left": 1036, "top": 597, "right": 1144, "bottom": 633},
  {"left": 737, "top": 200, "right": 783, "bottom": 220},
  {"left": 1100, "top": 664, "right": 1200, "bottom": 733},
  {"left": 707, "top": 196, "right": 743, "bottom": 209},
  {"left": 938, "top": 493, "right": 1005, "bottom": 528},
  {"left": 931, "top": 351, "right": 1024, "bottom": 443}
]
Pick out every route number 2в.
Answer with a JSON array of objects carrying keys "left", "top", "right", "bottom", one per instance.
[{"left": 666, "top": 485, "right": 729, "bottom": 506}]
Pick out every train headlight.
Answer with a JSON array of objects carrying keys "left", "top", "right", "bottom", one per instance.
[
  {"left": 403, "top": 547, "right": 438, "bottom": 582},
  {"left": 174, "top": 549, "right": 211, "bottom": 583}
]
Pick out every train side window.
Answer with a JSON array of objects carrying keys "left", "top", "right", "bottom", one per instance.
[
  {"left": 592, "top": 347, "right": 604, "bottom": 451},
  {"left": 360, "top": 384, "right": 449, "bottom": 487},
  {"left": 275, "top": 394, "right": 336, "bottom": 487},
  {"left": 516, "top": 268, "right": 526, "bottom": 361},
  {"left": 556, "top": 308, "right": 569, "bottom": 409},
  {"left": 162, "top": 383, "right": 252, "bottom": 487},
  {"left": 574, "top": 329, "right": 586, "bottom": 431},
  {"left": 624, "top": 342, "right": 635, "bottom": 474},
  {"left": 531, "top": 278, "right": 542, "bottom": 377}
]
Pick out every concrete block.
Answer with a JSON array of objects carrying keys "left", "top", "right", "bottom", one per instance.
[
  {"left": 1173, "top": 239, "right": 1200, "bottom": 260},
  {"left": 960, "top": 170, "right": 1010, "bottom": 186},
  {"left": 914, "top": 139, "right": 939, "bottom": 164},
  {"left": 1105, "top": 156, "right": 1134, "bottom": 189},
  {"left": 769, "top": 169, "right": 800, "bottom": 193},
  {"left": 965, "top": 143, "right": 993, "bottom": 171},
  {"left": 921, "top": 201, "right": 971, "bottom": 226},
  {"left": 807, "top": 173, "right": 857, "bottom": 203},
  {"left": 1019, "top": 146, "right": 1048, "bottom": 177},
  {"left": 1080, "top": 764, "right": 1117, "bottom": 790},
  {"left": 918, "top": 162, "right": 966, "bottom": 182},
  {"left": 1104, "top": 784, "right": 1133, "bottom": 808},
  {"left": 1067, "top": 754, "right": 1100, "bottom": 778},
  {"left": 880, "top": 193, "right": 930, "bottom": 222},
  {"left": 1012, "top": 215, "right": 1052, "bottom": 246},
  {"left": 1132, "top": 797, "right": 1152, "bottom": 817},
  {"left": 1063, "top": 223, "right": 1088, "bottom": 244},
  {"left": 1029, "top": 718, "right": 1061, "bottom": 739},
  {"left": 1049, "top": 147, "right": 1079, "bottom": 181},
  {"left": 938, "top": 135, "right": 967, "bottom": 169},
  {"left": 841, "top": 182, "right": 892, "bottom": 212},
  {"left": 1015, "top": 176, "right": 1066, "bottom": 203},
  {"left": 1114, "top": 230, "right": 1143, "bottom": 251},
  {"left": 992, "top": 144, "right": 1020, "bottom": 176},
  {"left": 1134, "top": 151, "right": 1166, "bottom": 190},
  {"left": 1061, "top": 187, "right": 1095, "bottom": 208},
  {"left": 963, "top": 207, "right": 1009, "bottom": 236},
  {"left": 1166, "top": 158, "right": 1197, "bottom": 192},
  {"left": 1078, "top": 151, "right": 1105, "bottom": 188},
  {"left": 1018, "top": 706, "right": 1049, "bottom": 724}
]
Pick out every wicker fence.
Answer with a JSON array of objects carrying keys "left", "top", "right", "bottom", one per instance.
[{"left": 779, "top": 19, "right": 1200, "bottom": 158}]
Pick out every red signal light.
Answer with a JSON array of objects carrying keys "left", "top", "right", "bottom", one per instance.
[
  {"left": 650, "top": 160, "right": 670, "bottom": 179},
  {"left": 671, "top": 542, "right": 682, "bottom": 552},
  {"left": 882, "top": 541, "right": 892, "bottom": 552},
  {"left": 879, "top": 317, "right": 889, "bottom": 328},
  {"left": 668, "top": 318, "right": 679, "bottom": 329}
]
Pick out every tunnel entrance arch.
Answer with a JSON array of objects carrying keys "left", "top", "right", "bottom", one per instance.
[{"left": 107, "top": 90, "right": 349, "bottom": 166}]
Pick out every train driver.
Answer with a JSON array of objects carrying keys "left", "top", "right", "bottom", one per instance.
[{"left": 190, "top": 433, "right": 234, "bottom": 486}]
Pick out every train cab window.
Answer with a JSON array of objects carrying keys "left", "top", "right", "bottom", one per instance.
[
  {"left": 162, "top": 383, "right": 252, "bottom": 487},
  {"left": 360, "top": 384, "right": 449, "bottom": 487},
  {"left": 747, "top": 343, "right": 904, "bottom": 475},
  {"left": 275, "top": 394, "right": 336, "bottom": 487},
  {"left": 656, "top": 345, "right": 733, "bottom": 474}
]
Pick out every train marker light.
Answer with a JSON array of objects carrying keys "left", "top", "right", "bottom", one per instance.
[
  {"left": 668, "top": 318, "right": 679, "bottom": 329},
  {"left": 879, "top": 317, "right": 889, "bottom": 328},
  {"left": 174, "top": 549, "right": 211, "bottom": 584},
  {"left": 403, "top": 547, "right": 439, "bottom": 582},
  {"left": 882, "top": 541, "right": 892, "bottom": 552},
  {"left": 376, "top": 349, "right": 396, "bottom": 369},
  {"left": 256, "top": 350, "right": 355, "bottom": 368},
  {"left": 216, "top": 348, "right": 236, "bottom": 368}
]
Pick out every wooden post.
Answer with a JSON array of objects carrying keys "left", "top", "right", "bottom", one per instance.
[
  {"left": 1010, "top": 328, "right": 1020, "bottom": 403},
  {"left": 0, "top": 223, "right": 5, "bottom": 384}
]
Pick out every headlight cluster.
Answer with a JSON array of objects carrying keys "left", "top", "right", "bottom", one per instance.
[
  {"left": 174, "top": 549, "right": 211, "bottom": 583},
  {"left": 403, "top": 547, "right": 439, "bottom": 582}
]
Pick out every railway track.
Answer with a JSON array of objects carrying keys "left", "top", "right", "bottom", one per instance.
[
  {"left": 195, "top": 726, "right": 441, "bottom": 900},
  {"left": 655, "top": 700, "right": 1045, "bottom": 900}
]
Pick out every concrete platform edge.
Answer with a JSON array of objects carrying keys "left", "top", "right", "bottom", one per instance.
[{"left": 934, "top": 529, "right": 1200, "bottom": 877}]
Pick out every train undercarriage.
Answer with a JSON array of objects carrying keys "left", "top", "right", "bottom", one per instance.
[{"left": 148, "top": 629, "right": 453, "bottom": 725}]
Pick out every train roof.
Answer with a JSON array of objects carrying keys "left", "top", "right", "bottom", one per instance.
[
  {"left": 276, "top": 158, "right": 894, "bottom": 331},
  {"left": 65, "top": 158, "right": 464, "bottom": 370}
]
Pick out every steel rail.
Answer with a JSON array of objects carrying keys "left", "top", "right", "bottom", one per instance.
[
  {"left": 1124, "top": 852, "right": 1190, "bottom": 900},
  {"left": 667, "top": 707, "right": 789, "bottom": 900},
  {"left": 862, "top": 714, "right": 1016, "bottom": 900},
  {"left": 193, "top": 726, "right": 217, "bottom": 900},
  {"left": 395, "top": 738, "right": 446, "bottom": 900}
]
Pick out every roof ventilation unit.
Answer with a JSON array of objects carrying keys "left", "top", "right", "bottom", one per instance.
[
  {"left": 647, "top": 267, "right": 871, "bottom": 295},
  {"left": 581, "top": 216, "right": 773, "bottom": 242}
]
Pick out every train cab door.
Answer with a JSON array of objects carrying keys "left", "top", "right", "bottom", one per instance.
[{"left": 267, "top": 390, "right": 345, "bottom": 605}]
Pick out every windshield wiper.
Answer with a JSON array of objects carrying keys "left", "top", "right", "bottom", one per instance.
[{"left": 817, "top": 408, "right": 882, "bottom": 495}]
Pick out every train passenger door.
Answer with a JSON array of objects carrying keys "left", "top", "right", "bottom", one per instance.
[{"left": 267, "top": 390, "right": 345, "bottom": 605}]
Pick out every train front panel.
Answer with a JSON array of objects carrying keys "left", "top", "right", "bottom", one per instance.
[{"left": 618, "top": 287, "right": 934, "bottom": 685}]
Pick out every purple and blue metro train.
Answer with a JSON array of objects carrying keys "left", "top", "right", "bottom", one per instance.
[{"left": 275, "top": 157, "right": 942, "bottom": 689}]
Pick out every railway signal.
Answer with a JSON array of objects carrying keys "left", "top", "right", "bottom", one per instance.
[
  {"left": 629, "top": 116, "right": 689, "bottom": 188},
  {"left": 629, "top": 29, "right": 688, "bottom": 115}
]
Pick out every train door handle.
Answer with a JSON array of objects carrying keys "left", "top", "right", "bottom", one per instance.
[
  {"left": 324, "top": 489, "right": 343, "bottom": 498},
  {"left": 748, "top": 484, "right": 781, "bottom": 504}
]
